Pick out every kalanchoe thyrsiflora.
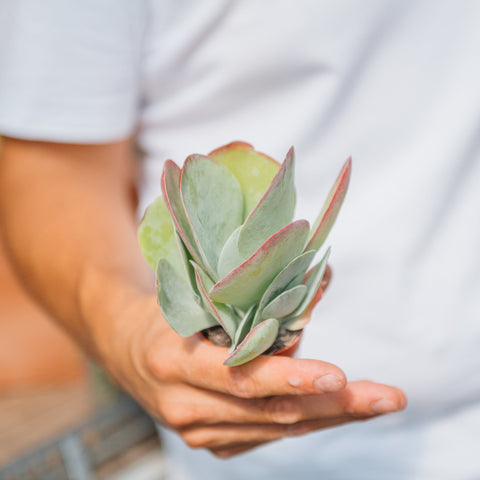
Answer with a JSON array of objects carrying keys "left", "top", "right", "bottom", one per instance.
[{"left": 138, "top": 142, "right": 351, "bottom": 366}]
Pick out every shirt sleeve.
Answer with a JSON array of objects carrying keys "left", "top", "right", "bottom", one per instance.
[{"left": 0, "top": 0, "right": 145, "bottom": 143}]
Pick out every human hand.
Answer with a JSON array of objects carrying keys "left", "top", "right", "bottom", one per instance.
[
  {"left": 2, "top": 138, "right": 403, "bottom": 460},
  {"left": 110, "top": 292, "right": 406, "bottom": 459}
]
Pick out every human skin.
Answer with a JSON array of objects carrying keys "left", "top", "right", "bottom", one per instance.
[
  {"left": 0, "top": 231, "right": 86, "bottom": 387},
  {"left": 0, "top": 137, "right": 407, "bottom": 458}
]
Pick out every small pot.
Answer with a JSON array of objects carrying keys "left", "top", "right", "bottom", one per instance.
[
  {"left": 199, "top": 326, "right": 303, "bottom": 361},
  {"left": 267, "top": 330, "right": 301, "bottom": 357}
]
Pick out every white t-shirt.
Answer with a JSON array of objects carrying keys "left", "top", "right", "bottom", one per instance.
[{"left": 1, "top": 1, "right": 480, "bottom": 478}]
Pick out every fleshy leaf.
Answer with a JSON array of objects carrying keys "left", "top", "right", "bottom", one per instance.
[
  {"left": 209, "top": 220, "right": 310, "bottom": 310},
  {"left": 209, "top": 142, "right": 280, "bottom": 218},
  {"left": 156, "top": 259, "right": 218, "bottom": 337},
  {"left": 161, "top": 161, "right": 205, "bottom": 268},
  {"left": 191, "top": 261, "right": 238, "bottom": 340},
  {"left": 233, "top": 305, "right": 256, "bottom": 349},
  {"left": 223, "top": 318, "right": 279, "bottom": 367},
  {"left": 282, "top": 247, "right": 331, "bottom": 330},
  {"left": 181, "top": 155, "right": 244, "bottom": 277},
  {"left": 250, "top": 250, "right": 316, "bottom": 329},
  {"left": 138, "top": 195, "right": 183, "bottom": 275},
  {"left": 174, "top": 231, "right": 200, "bottom": 300},
  {"left": 305, "top": 158, "right": 351, "bottom": 252},
  {"left": 294, "top": 247, "right": 330, "bottom": 316},
  {"left": 261, "top": 284, "right": 307, "bottom": 320},
  {"left": 281, "top": 285, "right": 323, "bottom": 331},
  {"left": 257, "top": 250, "right": 315, "bottom": 311},
  {"left": 237, "top": 147, "right": 296, "bottom": 260},
  {"left": 217, "top": 226, "right": 243, "bottom": 279}
]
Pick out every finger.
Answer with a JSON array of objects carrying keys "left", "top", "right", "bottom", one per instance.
[
  {"left": 146, "top": 318, "right": 347, "bottom": 398},
  {"left": 285, "top": 415, "right": 373, "bottom": 437},
  {"left": 210, "top": 442, "right": 265, "bottom": 458},
  {"left": 179, "top": 415, "right": 367, "bottom": 450},
  {"left": 155, "top": 380, "right": 405, "bottom": 428},
  {"left": 258, "top": 380, "right": 406, "bottom": 425},
  {"left": 175, "top": 338, "right": 348, "bottom": 398},
  {"left": 325, "top": 380, "right": 408, "bottom": 416}
]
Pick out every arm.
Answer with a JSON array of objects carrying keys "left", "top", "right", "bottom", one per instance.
[{"left": 0, "top": 137, "right": 406, "bottom": 457}]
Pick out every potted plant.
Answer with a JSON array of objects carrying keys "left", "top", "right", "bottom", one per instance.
[{"left": 138, "top": 142, "right": 351, "bottom": 366}]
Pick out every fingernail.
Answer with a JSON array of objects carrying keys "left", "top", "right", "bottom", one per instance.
[
  {"left": 370, "top": 399, "right": 399, "bottom": 414},
  {"left": 314, "top": 374, "right": 344, "bottom": 393}
]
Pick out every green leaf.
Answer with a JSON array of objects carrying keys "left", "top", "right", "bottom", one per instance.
[
  {"left": 191, "top": 261, "right": 238, "bottom": 340},
  {"left": 209, "top": 142, "right": 280, "bottom": 218},
  {"left": 223, "top": 318, "right": 279, "bottom": 366},
  {"left": 233, "top": 305, "right": 256, "bottom": 349},
  {"left": 258, "top": 250, "right": 315, "bottom": 310},
  {"left": 181, "top": 155, "right": 244, "bottom": 278},
  {"left": 217, "top": 226, "right": 243, "bottom": 279},
  {"left": 190, "top": 259, "right": 215, "bottom": 291},
  {"left": 209, "top": 220, "right": 310, "bottom": 310},
  {"left": 281, "top": 310, "right": 310, "bottom": 331},
  {"left": 250, "top": 250, "right": 315, "bottom": 329},
  {"left": 138, "top": 195, "right": 184, "bottom": 275},
  {"left": 174, "top": 231, "right": 201, "bottom": 300},
  {"left": 282, "top": 247, "right": 331, "bottom": 330},
  {"left": 156, "top": 259, "right": 218, "bottom": 337},
  {"left": 262, "top": 284, "right": 307, "bottom": 320},
  {"left": 237, "top": 147, "right": 296, "bottom": 260},
  {"left": 295, "top": 247, "right": 330, "bottom": 316},
  {"left": 306, "top": 158, "right": 351, "bottom": 252},
  {"left": 161, "top": 161, "right": 206, "bottom": 269}
]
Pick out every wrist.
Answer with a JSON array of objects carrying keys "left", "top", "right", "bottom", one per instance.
[{"left": 77, "top": 261, "right": 155, "bottom": 371}]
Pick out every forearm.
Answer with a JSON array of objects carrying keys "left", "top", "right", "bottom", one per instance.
[{"left": 0, "top": 138, "right": 154, "bottom": 362}]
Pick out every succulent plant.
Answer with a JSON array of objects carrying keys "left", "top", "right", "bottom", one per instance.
[{"left": 138, "top": 142, "right": 351, "bottom": 366}]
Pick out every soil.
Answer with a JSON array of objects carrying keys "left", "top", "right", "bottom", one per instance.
[
  {"left": 201, "top": 326, "right": 232, "bottom": 347},
  {"left": 263, "top": 328, "right": 301, "bottom": 355},
  {"left": 201, "top": 325, "right": 301, "bottom": 354}
]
